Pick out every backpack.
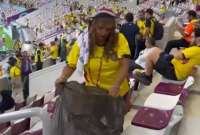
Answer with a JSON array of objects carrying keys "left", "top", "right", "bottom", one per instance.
[{"left": 153, "top": 20, "right": 164, "bottom": 40}]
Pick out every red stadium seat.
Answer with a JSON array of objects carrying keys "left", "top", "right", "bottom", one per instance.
[
  {"left": 30, "top": 96, "right": 44, "bottom": 107},
  {"left": 11, "top": 118, "right": 31, "bottom": 135},
  {"left": 0, "top": 122, "right": 10, "bottom": 133},
  {"left": 20, "top": 129, "right": 42, "bottom": 135}
]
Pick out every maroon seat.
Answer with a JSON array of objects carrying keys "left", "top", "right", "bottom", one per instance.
[
  {"left": 155, "top": 82, "right": 184, "bottom": 96},
  {"left": 21, "top": 129, "right": 42, "bottom": 135},
  {"left": 30, "top": 96, "right": 44, "bottom": 107},
  {"left": 0, "top": 122, "right": 10, "bottom": 133},
  {"left": 132, "top": 107, "right": 173, "bottom": 130},
  {"left": 15, "top": 101, "right": 26, "bottom": 111},
  {"left": 11, "top": 118, "right": 30, "bottom": 135},
  {"left": 196, "top": 5, "right": 200, "bottom": 11}
]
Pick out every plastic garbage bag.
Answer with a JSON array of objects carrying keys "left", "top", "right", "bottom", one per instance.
[{"left": 50, "top": 81, "right": 126, "bottom": 135}]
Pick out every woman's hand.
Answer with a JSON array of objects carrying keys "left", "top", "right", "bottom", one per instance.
[
  {"left": 109, "top": 84, "right": 120, "bottom": 97},
  {"left": 54, "top": 65, "right": 75, "bottom": 91},
  {"left": 55, "top": 77, "right": 66, "bottom": 91}
]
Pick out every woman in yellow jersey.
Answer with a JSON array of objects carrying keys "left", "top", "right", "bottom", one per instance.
[
  {"left": 56, "top": 8, "right": 130, "bottom": 134},
  {"left": 133, "top": 28, "right": 200, "bottom": 85},
  {"left": 8, "top": 57, "right": 24, "bottom": 103}
]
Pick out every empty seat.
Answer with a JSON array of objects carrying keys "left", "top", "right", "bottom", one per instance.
[
  {"left": 11, "top": 118, "right": 31, "bottom": 135},
  {"left": 154, "top": 82, "right": 184, "bottom": 96},
  {"left": 21, "top": 129, "right": 42, "bottom": 135},
  {"left": 1, "top": 127, "right": 11, "bottom": 135},
  {"left": 26, "top": 95, "right": 37, "bottom": 106},
  {"left": 30, "top": 96, "right": 44, "bottom": 108},
  {"left": 132, "top": 107, "right": 173, "bottom": 130},
  {"left": 15, "top": 101, "right": 26, "bottom": 111},
  {"left": 0, "top": 122, "right": 10, "bottom": 133}
]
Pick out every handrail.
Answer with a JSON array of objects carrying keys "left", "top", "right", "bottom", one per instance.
[
  {"left": 0, "top": 107, "right": 50, "bottom": 135},
  {"left": 0, "top": 108, "right": 42, "bottom": 123}
]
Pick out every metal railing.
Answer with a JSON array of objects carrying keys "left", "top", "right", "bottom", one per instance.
[{"left": 0, "top": 107, "right": 51, "bottom": 135}]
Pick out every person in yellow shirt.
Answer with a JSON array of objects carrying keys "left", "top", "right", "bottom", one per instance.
[
  {"left": 8, "top": 57, "right": 24, "bottom": 103},
  {"left": 135, "top": 10, "right": 146, "bottom": 59},
  {"left": 133, "top": 28, "right": 200, "bottom": 85},
  {"left": 0, "top": 65, "right": 3, "bottom": 77},
  {"left": 49, "top": 41, "right": 58, "bottom": 65},
  {"left": 13, "top": 39, "right": 22, "bottom": 52},
  {"left": 34, "top": 42, "right": 45, "bottom": 70},
  {"left": 160, "top": 3, "right": 167, "bottom": 19},
  {"left": 55, "top": 8, "right": 130, "bottom": 134},
  {"left": 144, "top": 8, "right": 155, "bottom": 38},
  {"left": 15, "top": 51, "right": 22, "bottom": 68}
]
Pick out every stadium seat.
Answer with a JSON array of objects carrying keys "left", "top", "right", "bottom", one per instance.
[
  {"left": 11, "top": 118, "right": 31, "bottom": 135},
  {"left": 30, "top": 96, "right": 44, "bottom": 107}
]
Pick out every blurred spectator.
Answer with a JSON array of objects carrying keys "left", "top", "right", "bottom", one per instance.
[
  {"left": 134, "top": 10, "right": 146, "bottom": 60},
  {"left": 8, "top": 57, "right": 24, "bottom": 103},
  {"left": 34, "top": 42, "right": 45, "bottom": 70},
  {"left": 120, "top": 12, "right": 139, "bottom": 59},
  {"left": 165, "top": 10, "right": 198, "bottom": 53},
  {"left": 21, "top": 51, "right": 32, "bottom": 100},
  {"left": 49, "top": 41, "right": 58, "bottom": 65},
  {"left": 0, "top": 90, "right": 15, "bottom": 114}
]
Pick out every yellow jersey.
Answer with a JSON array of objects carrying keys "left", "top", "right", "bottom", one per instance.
[
  {"left": 16, "top": 57, "right": 21, "bottom": 68},
  {"left": 50, "top": 45, "right": 58, "bottom": 60},
  {"left": 171, "top": 46, "right": 200, "bottom": 80},
  {"left": 136, "top": 19, "right": 146, "bottom": 36},
  {"left": 10, "top": 66, "right": 21, "bottom": 79},
  {"left": 67, "top": 33, "right": 130, "bottom": 96}
]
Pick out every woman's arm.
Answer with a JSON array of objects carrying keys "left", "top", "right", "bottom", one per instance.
[
  {"left": 55, "top": 65, "right": 75, "bottom": 87},
  {"left": 60, "top": 65, "right": 75, "bottom": 80},
  {"left": 109, "top": 57, "right": 130, "bottom": 96}
]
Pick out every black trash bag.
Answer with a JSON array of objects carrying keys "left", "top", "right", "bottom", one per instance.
[{"left": 51, "top": 81, "right": 126, "bottom": 135}]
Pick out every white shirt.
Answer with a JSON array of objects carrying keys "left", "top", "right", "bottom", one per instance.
[{"left": 135, "top": 47, "right": 155, "bottom": 68}]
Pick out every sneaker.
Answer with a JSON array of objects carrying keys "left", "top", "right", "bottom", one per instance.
[{"left": 133, "top": 70, "right": 152, "bottom": 85}]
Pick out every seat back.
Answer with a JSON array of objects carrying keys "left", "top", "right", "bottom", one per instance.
[
  {"left": 21, "top": 129, "right": 42, "bottom": 135},
  {"left": 30, "top": 96, "right": 44, "bottom": 107},
  {"left": 15, "top": 101, "right": 26, "bottom": 111},
  {"left": 0, "top": 122, "right": 10, "bottom": 133},
  {"left": 155, "top": 82, "right": 184, "bottom": 96},
  {"left": 132, "top": 107, "right": 173, "bottom": 130},
  {"left": 11, "top": 118, "right": 30, "bottom": 135}
]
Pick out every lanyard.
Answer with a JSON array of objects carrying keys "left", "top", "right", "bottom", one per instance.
[{"left": 88, "top": 57, "right": 103, "bottom": 88}]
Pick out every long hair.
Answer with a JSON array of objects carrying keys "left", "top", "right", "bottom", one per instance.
[{"left": 88, "top": 13, "right": 118, "bottom": 59}]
